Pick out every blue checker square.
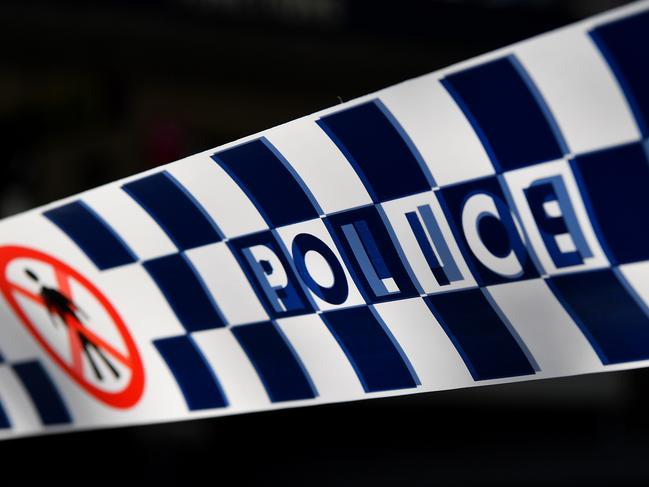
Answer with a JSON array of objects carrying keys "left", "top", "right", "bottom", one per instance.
[
  {"left": 44, "top": 201, "right": 137, "bottom": 270},
  {"left": 212, "top": 138, "right": 321, "bottom": 228},
  {"left": 442, "top": 56, "right": 566, "bottom": 172},
  {"left": 13, "top": 361, "right": 72, "bottom": 426},
  {"left": 123, "top": 171, "right": 223, "bottom": 251},
  {"left": 0, "top": 400, "right": 9, "bottom": 429},
  {"left": 548, "top": 269, "right": 649, "bottom": 365},
  {"left": 318, "top": 99, "right": 434, "bottom": 202},
  {"left": 571, "top": 141, "right": 649, "bottom": 265},
  {"left": 321, "top": 306, "right": 419, "bottom": 392},
  {"left": 424, "top": 289, "right": 537, "bottom": 381},
  {"left": 232, "top": 321, "right": 317, "bottom": 402},
  {"left": 591, "top": 10, "right": 649, "bottom": 136},
  {"left": 154, "top": 335, "right": 228, "bottom": 410},
  {"left": 144, "top": 253, "right": 227, "bottom": 332},
  {"left": 438, "top": 176, "right": 540, "bottom": 286}
]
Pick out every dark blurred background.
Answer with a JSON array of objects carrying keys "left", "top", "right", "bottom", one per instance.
[{"left": 2, "top": 0, "right": 648, "bottom": 485}]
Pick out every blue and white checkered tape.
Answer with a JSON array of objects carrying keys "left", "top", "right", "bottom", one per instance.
[{"left": 0, "top": 0, "right": 648, "bottom": 439}]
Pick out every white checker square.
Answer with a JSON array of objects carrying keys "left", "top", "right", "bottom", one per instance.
[
  {"left": 166, "top": 153, "right": 268, "bottom": 239},
  {"left": 0, "top": 366, "right": 41, "bottom": 434},
  {"left": 373, "top": 298, "right": 474, "bottom": 389},
  {"left": 379, "top": 74, "right": 495, "bottom": 186},
  {"left": 266, "top": 118, "right": 373, "bottom": 214},
  {"left": 276, "top": 314, "right": 363, "bottom": 399},
  {"left": 83, "top": 186, "right": 177, "bottom": 261},
  {"left": 485, "top": 279, "right": 601, "bottom": 376},
  {"left": 43, "top": 335, "right": 190, "bottom": 427},
  {"left": 516, "top": 28, "right": 641, "bottom": 154},
  {"left": 184, "top": 242, "right": 269, "bottom": 326},
  {"left": 617, "top": 260, "right": 649, "bottom": 310},
  {"left": 192, "top": 328, "right": 270, "bottom": 409},
  {"left": 96, "top": 263, "right": 186, "bottom": 341}
]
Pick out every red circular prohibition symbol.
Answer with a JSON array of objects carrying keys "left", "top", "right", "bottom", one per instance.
[{"left": 0, "top": 246, "right": 144, "bottom": 408}]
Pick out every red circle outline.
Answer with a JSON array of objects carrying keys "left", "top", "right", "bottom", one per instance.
[{"left": 0, "top": 246, "right": 144, "bottom": 408}]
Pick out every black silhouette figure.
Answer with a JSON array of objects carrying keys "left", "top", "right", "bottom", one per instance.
[{"left": 25, "top": 268, "right": 120, "bottom": 381}]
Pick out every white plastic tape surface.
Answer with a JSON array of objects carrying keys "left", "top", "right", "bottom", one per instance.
[{"left": 0, "top": 2, "right": 648, "bottom": 439}]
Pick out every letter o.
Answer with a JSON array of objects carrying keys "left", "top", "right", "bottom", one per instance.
[{"left": 292, "top": 233, "right": 349, "bottom": 305}]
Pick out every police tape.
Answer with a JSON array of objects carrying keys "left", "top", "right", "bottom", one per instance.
[{"left": 0, "top": 1, "right": 648, "bottom": 439}]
